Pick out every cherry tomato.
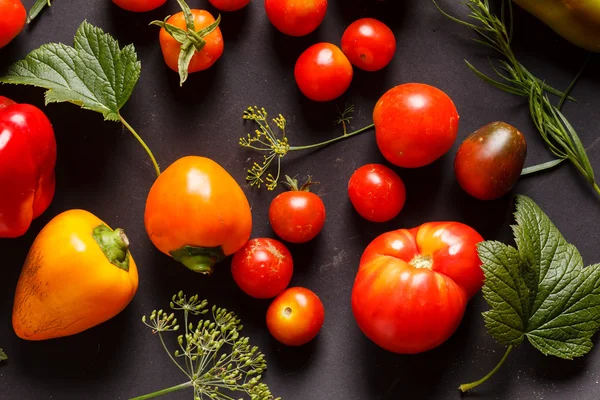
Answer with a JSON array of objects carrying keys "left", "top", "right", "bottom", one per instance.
[
  {"left": 159, "top": 10, "right": 224, "bottom": 74},
  {"left": 352, "top": 222, "right": 484, "bottom": 354},
  {"left": 266, "top": 287, "right": 325, "bottom": 346},
  {"left": 113, "top": 0, "right": 167, "bottom": 12},
  {"left": 341, "top": 18, "right": 396, "bottom": 72},
  {"left": 373, "top": 83, "right": 459, "bottom": 168},
  {"left": 264, "top": 0, "right": 327, "bottom": 37},
  {"left": 231, "top": 238, "right": 293, "bottom": 299},
  {"left": 455, "top": 121, "right": 527, "bottom": 201},
  {"left": 0, "top": 0, "right": 26, "bottom": 49},
  {"left": 294, "top": 43, "right": 353, "bottom": 102},
  {"left": 348, "top": 164, "right": 406, "bottom": 223},
  {"left": 268, "top": 177, "right": 326, "bottom": 243},
  {"left": 208, "top": 0, "right": 250, "bottom": 11}
]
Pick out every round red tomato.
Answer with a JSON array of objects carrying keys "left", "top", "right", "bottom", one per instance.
[
  {"left": 159, "top": 10, "right": 223, "bottom": 74},
  {"left": 113, "top": 0, "right": 167, "bottom": 12},
  {"left": 341, "top": 18, "right": 396, "bottom": 71},
  {"left": 294, "top": 43, "right": 353, "bottom": 102},
  {"left": 269, "top": 178, "right": 326, "bottom": 243},
  {"left": 266, "top": 287, "right": 325, "bottom": 346},
  {"left": 0, "top": 0, "right": 26, "bottom": 49},
  {"left": 209, "top": 0, "right": 250, "bottom": 11},
  {"left": 373, "top": 83, "right": 459, "bottom": 168},
  {"left": 231, "top": 238, "right": 293, "bottom": 299},
  {"left": 264, "top": 0, "right": 327, "bottom": 37},
  {"left": 348, "top": 164, "right": 406, "bottom": 222},
  {"left": 352, "top": 222, "right": 484, "bottom": 354}
]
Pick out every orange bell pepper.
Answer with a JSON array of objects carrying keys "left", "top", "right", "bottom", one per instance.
[
  {"left": 144, "top": 156, "right": 252, "bottom": 274},
  {"left": 12, "top": 209, "right": 139, "bottom": 341}
]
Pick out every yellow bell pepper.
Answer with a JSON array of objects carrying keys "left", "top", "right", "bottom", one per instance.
[{"left": 513, "top": 0, "right": 600, "bottom": 52}]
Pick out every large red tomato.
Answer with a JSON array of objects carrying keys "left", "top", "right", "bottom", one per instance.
[
  {"left": 373, "top": 83, "right": 459, "bottom": 168},
  {"left": 352, "top": 222, "right": 484, "bottom": 354}
]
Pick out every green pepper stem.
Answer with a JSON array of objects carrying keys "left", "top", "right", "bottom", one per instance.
[
  {"left": 128, "top": 381, "right": 193, "bottom": 400},
  {"left": 459, "top": 345, "right": 514, "bottom": 392},
  {"left": 92, "top": 225, "right": 130, "bottom": 272},
  {"left": 118, "top": 113, "right": 161, "bottom": 178},
  {"left": 170, "top": 245, "right": 226, "bottom": 275}
]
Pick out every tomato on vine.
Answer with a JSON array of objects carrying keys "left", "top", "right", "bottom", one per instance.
[
  {"left": 113, "top": 0, "right": 167, "bottom": 12},
  {"left": 269, "top": 176, "right": 326, "bottom": 243},
  {"left": 267, "top": 287, "right": 325, "bottom": 346},
  {"left": 231, "top": 238, "right": 294, "bottom": 299},
  {"left": 0, "top": 0, "right": 26, "bottom": 48},
  {"left": 341, "top": 18, "right": 396, "bottom": 71}
]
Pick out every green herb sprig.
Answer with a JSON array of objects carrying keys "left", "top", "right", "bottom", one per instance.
[
  {"left": 130, "top": 292, "right": 279, "bottom": 400},
  {"left": 460, "top": 195, "right": 600, "bottom": 392},
  {"left": 0, "top": 348, "right": 6, "bottom": 362},
  {"left": 27, "top": 0, "right": 51, "bottom": 23},
  {"left": 433, "top": 0, "right": 600, "bottom": 196},
  {"left": 240, "top": 105, "right": 373, "bottom": 190}
]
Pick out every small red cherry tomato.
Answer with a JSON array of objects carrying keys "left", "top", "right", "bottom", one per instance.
[
  {"left": 341, "top": 18, "right": 396, "bottom": 71},
  {"left": 269, "top": 176, "right": 326, "bottom": 243},
  {"left": 208, "top": 0, "right": 250, "bottom": 11},
  {"left": 264, "top": 0, "right": 327, "bottom": 37},
  {"left": 231, "top": 238, "right": 293, "bottom": 299},
  {"left": 266, "top": 287, "right": 325, "bottom": 346},
  {"left": 113, "top": 0, "right": 167, "bottom": 12},
  {"left": 0, "top": 0, "right": 26, "bottom": 48},
  {"left": 348, "top": 164, "right": 406, "bottom": 222},
  {"left": 294, "top": 43, "right": 353, "bottom": 102},
  {"left": 373, "top": 83, "right": 459, "bottom": 168}
]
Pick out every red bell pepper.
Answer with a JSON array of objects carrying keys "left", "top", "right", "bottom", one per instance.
[{"left": 0, "top": 96, "right": 56, "bottom": 238}]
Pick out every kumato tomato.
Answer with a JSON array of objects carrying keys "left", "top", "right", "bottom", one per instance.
[
  {"left": 265, "top": 0, "right": 327, "bottom": 37},
  {"left": 231, "top": 238, "right": 293, "bottom": 299},
  {"left": 455, "top": 121, "right": 527, "bottom": 201},
  {"left": 0, "top": 0, "right": 26, "bottom": 48},
  {"left": 294, "top": 43, "right": 353, "bottom": 102},
  {"left": 352, "top": 222, "right": 484, "bottom": 354},
  {"left": 113, "top": 0, "right": 167, "bottom": 12},
  {"left": 373, "top": 83, "right": 459, "bottom": 168},
  {"left": 209, "top": 0, "right": 250, "bottom": 11},
  {"left": 267, "top": 287, "right": 325, "bottom": 346},
  {"left": 341, "top": 18, "right": 396, "bottom": 71},
  {"left": 348, "top": 164, "right": 406, "bottom": 222}
]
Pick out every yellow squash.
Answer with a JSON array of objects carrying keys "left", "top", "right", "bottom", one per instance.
[
  {"left": 514, "top": 0, "right": 600, "bottom": 52},
  {"left": 12, "top": 209, "right": 139, "bottom": 340}
]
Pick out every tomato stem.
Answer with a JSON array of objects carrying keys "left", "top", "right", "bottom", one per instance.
[
  {"left": 459, "top": 345, "right": 513, "bottom": 392},
  {"left": 118, "top": 113, "right": 161, "bottom": 178},
  {"left": 288, "top": 123, "right": 375, "bottom": 151}
]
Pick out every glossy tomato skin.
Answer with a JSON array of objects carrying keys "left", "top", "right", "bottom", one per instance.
[
  {"left": 113, "top": 0, "right": 167, "bottom": 12},
  {"left": 209, "top": 0, "right": 250, "bottom": 11},
  {"left": 269, "top": 189, "right": 326, "bottom": 243},
  {"left": 373, "top": 83, "right": 459, "bottom": 168},
  {"left": 348, "top": 164, "right": 406, "bottom": 222},
  {"left": 264, "top": 0, "right": 327, "bottom": 36},
  {"left": 341, "top": 18, "right": 396, "bottom": 71},
  {"left": 455, "top": 121, "right": 527, "bottom": 201},
  {"left": 294, "top": 43, "right": 353, "bottom": 102},
  {"left": 159, "top": 10, "right": 224, "bottom": 73},
  {"left": 0, "top": 0, "right": 26, "bottom": 48},
  {"left": 267, "top": 287, "right": 325, "bottom": 346},
  {"left": 352, "top": 222, "right": 484, "bottom": 354},
  {"left": 231, "top": 238, "right": 293, "bottom": 299}
]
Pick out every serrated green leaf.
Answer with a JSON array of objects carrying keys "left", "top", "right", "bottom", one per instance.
[
  {"left": 0, "top": 21, "right": 140, "bottom": 122},
  {"left": 0, "top": 348, "right": 6, "bottom": 361},
  {"left": 481, "top": 195, "right": 600, "bottom": 360}
]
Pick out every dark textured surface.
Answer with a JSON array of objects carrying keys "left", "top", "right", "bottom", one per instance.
[{"left": 1, "top": 1, "right": 599, "bottom": 399}]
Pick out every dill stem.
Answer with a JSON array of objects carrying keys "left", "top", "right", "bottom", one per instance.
[
  {"left": 289, "top": 123, "right": 374, "bottom": 151},
  {"left": 128, "top": 381, "right": 193, "bottom": 400}
]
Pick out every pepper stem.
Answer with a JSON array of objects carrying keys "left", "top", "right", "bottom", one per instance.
[
  {"left": 459, "top": 345, "right": 514, "bottom": 392},
  {"left": 92, "top": 225, "right": 130, "bottom": 272},
  {"left": 170, "top": 245, "right": 226, "bottom": 275}
]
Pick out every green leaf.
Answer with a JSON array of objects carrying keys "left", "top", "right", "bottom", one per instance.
[
  {"left": 177, "top": 41, "right": 196, "bottom": 86},
  {"left": 481, "top": 195, "right": 600, "bottom": 360},
  {"left": 0, "top": 348, "right": 6, "bottom": 361},
  {"left": 0, "top": 21, "right": 140, "bottom": 122},
  {"left": 27, "top": 0, "right": 51, "bottom": 23}
]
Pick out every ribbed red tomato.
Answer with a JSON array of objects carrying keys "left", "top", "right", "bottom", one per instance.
[
  {"left": 373, "top": 83, "right": 459, "bottom": 168},
  {"left": 352, "top": 222, "right": 484, "bottom": 354}
]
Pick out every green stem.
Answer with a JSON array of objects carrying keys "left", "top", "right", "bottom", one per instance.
[
  {"left": 118, "top": 113, "right": 161, "bottom": 178},
  {"left": 92, "top": 225, "right": 130, "bottom": 272},
  {"left": 521, "top": 159, "right": 565, "bottom": 176},
  {"left": 593, "top": 182, "right": 600, "bottom": 197},
  {"left": 159, "top": 332, "right": 190, "bottom": 379},
  {"left": 129, "top": 381, "right": 193, "bottom": 400},
  {"left": 289, "top": 123, "right": 375, "bottom": 151},
  {"left": 459, "top": 345, "right": 513, "bottom": 392}
]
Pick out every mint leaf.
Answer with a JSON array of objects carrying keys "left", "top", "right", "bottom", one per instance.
[
  {"left": 0, "top": 348, "right": 6, "bottom": 361},
  {"left": 0, "top": 21, "right": 140, "bottom": 122}
]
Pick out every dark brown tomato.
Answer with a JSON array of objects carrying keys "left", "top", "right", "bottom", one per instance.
[{"left": 454, "top": 121, "right": 527, "bottom": 201}]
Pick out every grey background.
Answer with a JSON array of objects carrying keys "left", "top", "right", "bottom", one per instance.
[{"left": 1, "top": 0, "right": 599, "bottom": 399}]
